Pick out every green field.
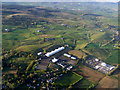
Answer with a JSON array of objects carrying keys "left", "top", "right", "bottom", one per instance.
[
  {"left": 104, "top": 50, "right": 119, "bottom": 64},
  {"left": 55, "top": 71, "right": 83, "bottom": 86},
  {"left": 2, "top": 2, "right": 119, "bottom": 89},
  {"left": 72, "top": 78, "right": 93, "bottom": 88}
]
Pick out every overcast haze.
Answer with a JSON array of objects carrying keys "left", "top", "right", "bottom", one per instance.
[{"left": 1, "top": 0, "right": 119, "bottom": 2}]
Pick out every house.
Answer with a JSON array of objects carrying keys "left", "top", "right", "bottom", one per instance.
[
  {"left": 57, "top": 63, "right": 68, "bottom": 68},
  {"left": 95, "top": 65, "right": 100, "bottom": 69},
  {"left": 100, "top": 30, "right": 104, "bottom": 32},
  {"left": 66, "top": 66, "right": 73, "bottom": 70},
  {"left": 5, "top": 28, "right": 10, "bottom": 32},
  {"left": 59, "top": 74, "right": 63, "bottom": 77},
  {"left": 37, "top": 52, "right": 42, "bottom": 55},
  {"left": 95, "top": 58, "right": 99, "bottom": 62},
  {"left": 36, "top": 30, "right": 41, "bottom": 32},
  {"left": 52, "top": 58, "right": 59, "bottom": 63}
]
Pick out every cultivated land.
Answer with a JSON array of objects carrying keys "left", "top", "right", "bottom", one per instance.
[
  {"left": 72, "top": 78, "right": 93, "bottom": 88},
  {"left": 96, "top": 76, "right": 118, "bottom": 88},
  {"left": 55, "top": 71, "right": 83, "bottom": 87},
  {"left": 2, "top": 2, "right": 119, "bottom": 89},
  {"left": 74, "top": 65, "right": 105, "bottom": 83},
  {"left": 68, "top": 50, "right": 87, "bottom": 59}
]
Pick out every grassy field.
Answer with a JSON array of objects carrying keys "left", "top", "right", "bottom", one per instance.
[
  {"left": 2, "top": 2, "right": 119, "bottom": 89},
  {"left": 104, "top": 49, "right": 118, "bottom": 64},
  {"left": 55, "top": 71, "right": 83, "bottom": 86},
  {"left": 15, "top": 42, "right": 52, "bottom": 53},
  {"left": 72, "top": 78, "right": 93, "bottom": 88}
]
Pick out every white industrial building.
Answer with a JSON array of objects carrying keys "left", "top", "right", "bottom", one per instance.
[
  {"left": 101, "top": 62, "right": 106, "bottom": 66},
  {"left": 64, "top": 53, "right": 77, "bottom": 60},
  {"left": 110, "top": 66, "right": 115, "bottom": 71},
  {"left": 57, "top": 63, "right": 65, "bottom": 68},
  {"left": 64, "top": 53, "right": 71, "bottom": 57},
  {"left": 45, "top": 47, "right": 65, "bottom": 57},
  {"left": 71, "top": 57, "right": 76, "bottom": 60}
]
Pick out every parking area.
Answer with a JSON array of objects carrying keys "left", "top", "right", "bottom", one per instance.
[
  {"left": 59, "top": 55, "right": 77, "bottom": 65},
  {"left": 36, "top": 59, "right": 50, "bottom": 70}
]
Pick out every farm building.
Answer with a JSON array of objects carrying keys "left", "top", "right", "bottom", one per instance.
[
  {"left": 66, "top": 66, "right": 73, "bottom": 70},
  {"left": 95, "top": 58, "right": 99, "bottom": 61},
  {"left": 64, "top": 53, "right": 71, "bottom": 57},
  {"left": 37, "top": 52, "right": 42, "bottom": 55},
  {"left": 45, "top": 47, "right": 65, "bottom": 57},
  {"left": 101, "top": 63, "right": 106, "bottom": 66},
  {"left": 5, "top": 28, "right": 10, "bottom": 32},
  {"left": 64, "top": 53, "right": 77, "bottom": 60},
  {"left": 71, "top": 56, "right": 77, "bottom": 60},
  {"left": 52, "top": 58, "right": 59, "bottom": 63}
]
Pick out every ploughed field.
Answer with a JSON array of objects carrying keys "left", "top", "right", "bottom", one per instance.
[
  {"left": 96, "top": 76, "right": 118, "bottom": 88},
  {"left": 74, "top": 65, "right": 105, "bottom": 83}
]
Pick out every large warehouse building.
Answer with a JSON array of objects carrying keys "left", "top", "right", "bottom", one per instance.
[{"left": 45, "top": 47, "right": 65, "bottom": 57}]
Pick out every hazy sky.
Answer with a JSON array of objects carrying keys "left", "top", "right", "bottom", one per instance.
[{"left": 1, "top": 0, "right": 119, "bottom": 2}]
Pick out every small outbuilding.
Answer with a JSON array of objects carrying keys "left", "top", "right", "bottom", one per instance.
[
  {"left": 52, "top": 58, "right": 59, "bottom": 63},
  {"left": 37, "top": 52, "right": 42, "bottom": 55}
]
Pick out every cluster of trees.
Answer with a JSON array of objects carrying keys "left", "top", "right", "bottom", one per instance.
[{"left": 2, "top": 50, "right": 38, "bottom": 72}]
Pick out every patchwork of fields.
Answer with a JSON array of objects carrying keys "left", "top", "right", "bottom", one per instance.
[{"left": 2, "top": 2, "right": 119, "bottom": 89}]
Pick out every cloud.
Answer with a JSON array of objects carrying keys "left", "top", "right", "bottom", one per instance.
[
  {"left": 95, "top": 0, "right": 119, "bottom": 2},
  {"left": 1, "top": 0, "right": 119, "bottom": 2}
]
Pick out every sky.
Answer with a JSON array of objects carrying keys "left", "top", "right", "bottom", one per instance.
[{"left": 1, "top": 0, "right": 119, "bottom": 2}]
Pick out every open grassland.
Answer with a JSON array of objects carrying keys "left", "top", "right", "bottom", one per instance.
[
  {"left": 96, "top": 76, "right": 118, "bottom": 88},
  {"left": 72, "top": 78, "right": 93, "bottom": 88},
  {"left": 15, "top": 42, "right": 51, "bottom": 53},
  {"left": 55, "top": 71, "right": 83, "bottom": 86},
  {"left": 75, "top": 40, "right": 89, "bottom": 49},
  {"left": 91, "top": 32, "right": 105, "bottom": 41},
  {"left": 104, "top": 49, "right": 118, "bottom": 64},
  {"left": 85, "top": 43, "right": 112, "bottom": 60}
]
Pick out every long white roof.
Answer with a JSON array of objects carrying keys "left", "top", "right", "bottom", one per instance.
[
  {"left": 64, "top": 53, "right": 71, "bottom": 57},
  {"left": 45, "top": 47, "right": 65, "bottom": 57}
]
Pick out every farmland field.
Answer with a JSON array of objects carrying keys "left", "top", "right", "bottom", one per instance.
[
  {"left": 2, "top": 2, "right": 119, "bottom": 89},
  {"left": 75, "top": 65, "right": 105, "bottom": 83},
  {"left": 96, "top": 76, "right": 118, "bottom": 88},
  {"left": 72, "top": 78, "right": 93, "bottom": 88},
  {"left": 55, "top": 71, "right": 83, "bottom": 86},
  {"left": 68, "top": 50, "right": 87, "bottom": 59}
]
